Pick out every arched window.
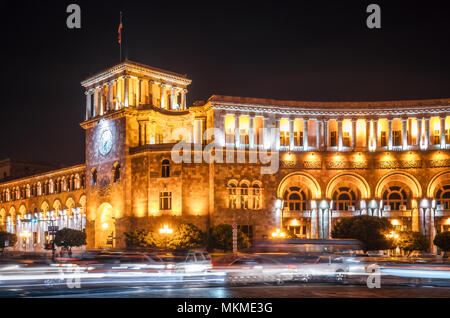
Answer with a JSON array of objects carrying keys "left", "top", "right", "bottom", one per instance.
[
  {"left": 436, "top": 185, "right": 450, "bottom": 210},
  {"left": 283, "top": 187, "right": 307, "bottom": 211},
  {"left": 161, "top": 159, "right": 170, "bottom": 178},
  {"left": 383, "top": 186, "right": 408, "bottom": 210},
  {"left": 333, "top": 187, "right": 357, "bottom": 211},
  {"left": 240, "top": 183, "right": 249, "bottom": 209},
  {"left": 113, "top": 163, "right": 121, "bottom": 183},
  {"left": 91, "top": 168, "right": 97, "bottom": 187},
  {"left": 251, "top": 184, "right": 262, "bottom": 210},
  {"left": 228, "top": 182, "right": 237, "bottom": 209}
]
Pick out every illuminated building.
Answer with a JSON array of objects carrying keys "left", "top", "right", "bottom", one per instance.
[{"left": 0, "top": 60, "right": 450, "bottom": 253}]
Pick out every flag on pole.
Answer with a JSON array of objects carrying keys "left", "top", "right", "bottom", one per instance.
[{"left": 118, "top": 12, "right": 123, "bottom": 44}]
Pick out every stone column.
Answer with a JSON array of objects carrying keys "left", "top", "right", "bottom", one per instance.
[
  {"left": 160, "top": 83, "right": 166, "bottom": 109},
  {"left": 235, "top": 115, "right": 240, "bottom": 148},
  {"left": 337, "top": 119, "right": 343, "bottom": 150},
  {"left": 441, "top": 116, "right": 446, "bottom": 149},
  {"left": 366, "top": 120, "right": 371, "bottom": 150},
  {"left": 352, "top": 119, "right": 357, "bottom": 149},
  {"left": 137, "top": 79, "right": 142, "bottom": 106},
  {"left": 388, "top": 118, "right": 393, "bottom": 150},
  {"left": 289, "top": 118, "right": 294, "bottom": 150},
  {"left": 402, "top": 118, "right": 408, "bottom": 150},
  {"left": 108, "top": 82, "right": 113, "bottom": 112},
  {"left": 170, "top": 88, "right": 176, "bottom": 110},
  {"left": 85, "top": 91, "right": 92, "bottom": 120},
  {"left": 148, "top": 80, "right": 154, "bottom": 105},
  {"left": 303, "top": 119, "right": 309, "bottom": 150},
  {"left": 324, "top": 119, "right": 329, "bottom": 150},
  {"left": 124, "top": 76, "right": 129, "bottom": 108},
  {"left": 181, "top": 89, "right": 187, "bottom": 110},
  {"left": 275, "top": 119, "right": 281, "bottom": 150},
  {"left": 249, "top": 116, "right": 254, "bottom": 149},
  {"left": 417, "top": 117, "right": 422, "bottom": 148},
  {"left": 316, "top": 119, "right": 321, "bottom": 150},
  {"left": 424, "top": 117, "right": 430, "bottom": 149},
  {"left": 318, "top": 208, "right": 324, "bottom": 239},
  {"left": 373, "top": 120, "right": 378, "bottom": 150},
  {"left": 311, "top": 205, "right": 318, "bottom": 239}
]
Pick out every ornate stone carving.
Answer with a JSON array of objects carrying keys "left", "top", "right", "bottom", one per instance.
[
  {"left": 429, "top": 159, "right": 450, "bottom": 168},
  {"left": 326, "top": 161, "right": 369, "bottom": 170},
  {"left": 375, "top": 160, "right": 422, "bottom": 169},
  {"left": 303, "top": 160, "right": 322, "bottom": 169}
]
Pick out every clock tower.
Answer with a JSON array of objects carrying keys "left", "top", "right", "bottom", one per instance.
[{"left": 80, "top": 60, "right": 192, "bottom": 248}]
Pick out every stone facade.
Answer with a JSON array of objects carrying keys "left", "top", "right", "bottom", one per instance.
[{"left": 1, "top": 60, "right": 450, "bottom": 253}]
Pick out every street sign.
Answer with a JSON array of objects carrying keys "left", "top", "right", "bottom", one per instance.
[{"left": 48, "top": 226, "right": 59, "bottom": 232}]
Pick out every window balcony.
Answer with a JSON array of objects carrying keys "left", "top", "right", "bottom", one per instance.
[
  {"left": 379, "top": 210, "right": 412, "bottom": 217},
  {"left": 283, "top": 210, "right": 311, "bottom": 218}
]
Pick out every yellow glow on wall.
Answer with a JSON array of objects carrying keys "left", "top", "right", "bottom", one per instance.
[
  {"left": 356, "top": 119, "right": 367, "bottom": 147},
  {"left": 342, "top": 119, "right": 351, "bottom": 134},
  {"left": 294, "top": 119, "right": 303, "bottom": 133},
  {"left": 224, "top": 115, "right": 235, "bottom": 134},
  {"left": 239, "top": 115, "right": 249, "bottom": 133},
  {"left": 446, "top": 218, "right": 450, "bottom": 225},
  {"left": 280, "top": 118, "right": 289, "bottom": 132},
  {"left": 410, "top": 119, "right": 417, "bottom": 138},
  {"left": 290, "top": 219, "right": 299, "bottom": 226},
  {"left": 391, "top": 219, "right": 400, "bottom": 226}
]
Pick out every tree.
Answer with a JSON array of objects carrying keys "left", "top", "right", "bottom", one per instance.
[
  {"left": 0, "top": 232, "right": 17, "bottom": 253},
  {"left": 54, "top": 228, "right": 87, "bottom": 251},
  {"left": 147, "top": 224, "right": 206, "bottom": 250},
  {"left": 434, "top": 231, "right": 450, "bottom": 258},
  {"left": 209, "top": 224, "right": 250, "bottom": 251},
  {"left": 398, "top": 231, "right": 429, "bottom": 255},
  {"left": 124, "top": 229, "right": 150, "bottom": 248},
  {"left": 125, "top": 224, "right": 206, "bottom": 250},
  {"left": 331, "top": 215, "right": 394, "bottom": 252}
]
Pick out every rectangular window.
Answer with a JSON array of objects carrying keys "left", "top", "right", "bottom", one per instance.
[
  {"left": 280, "top": 131, "right": 289, "bottom": 146},
  {"left": 294, "top": 131, "right": 303, "bottom": 147},
  {"left": 446, "top": 129, "right": 450, "bottom": 144},
  {"left": 393, "top": 130, "right": 401, "bottom": 146},
  {"left": 159, "top": 192, "right": 172, "bottom": 210},
  {"left": 433, "top": 130, "right": 440, "bottom": 145},
  {"left": 381, "top": 131, "right": 387, "bottom": 147},
  {"left": 343, "top": 131, "right": 351, "bottom": 147},
  {"left": 330, "top": 131, "right": 337, "bottom": 147}
]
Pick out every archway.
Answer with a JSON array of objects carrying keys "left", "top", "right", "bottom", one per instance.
[
  {"left": 326, "top": 172, "right": 370, "bottom": 211},
  {"left": 277, "top": 172, "right": 321, "bottom": 238},
  {"left": 95, "top": 203, "right": 116, "bottom": 248}
]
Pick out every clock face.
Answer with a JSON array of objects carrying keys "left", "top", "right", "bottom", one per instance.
[{"left": 99, "top": 129, "right": 113, "bottom": 156}]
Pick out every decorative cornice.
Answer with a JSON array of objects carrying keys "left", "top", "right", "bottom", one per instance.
[{"left": 81, "top": 60, "right": 192, "bottom": 88}]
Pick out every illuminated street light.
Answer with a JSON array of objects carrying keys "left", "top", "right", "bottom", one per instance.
[
  {"left": 271, "top": 228, "right": 286, "bottom": 238},
  {"left": 159, "top": 225, "right": 173, "bottom": 234}
]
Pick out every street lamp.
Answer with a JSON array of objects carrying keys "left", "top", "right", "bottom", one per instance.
[
  {"left": 159, "top": 225, "right": 173, "bottom": 250},
  {"left": 159, "top": 225, "right": 173, "bottom": 234},
  {"left": 271, "top": 228, "right": 286, "bottom": 238}
]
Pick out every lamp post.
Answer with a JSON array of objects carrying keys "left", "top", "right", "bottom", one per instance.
[{"left": 159, "top": 225, "right": 173, "bottom": 250}]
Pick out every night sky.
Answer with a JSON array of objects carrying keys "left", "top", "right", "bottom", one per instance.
[{"left": 1, "top": 0, "right": 449, "bottom": 166}]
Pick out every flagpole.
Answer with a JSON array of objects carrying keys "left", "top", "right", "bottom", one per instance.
[{"left": 119, "top": 12, "right": 123, "bottom": 63}]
